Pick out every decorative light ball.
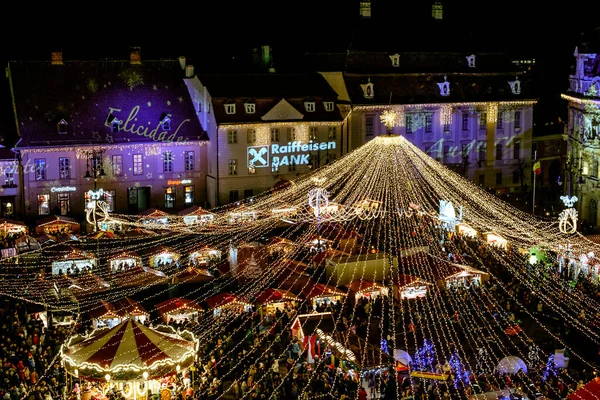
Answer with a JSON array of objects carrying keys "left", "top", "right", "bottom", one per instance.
[
  {"left": 105, "top": 374, "right": 111, "bottom": 382},
  {"left": 143, "top": 371, "right": 149, "bottom": 380}
]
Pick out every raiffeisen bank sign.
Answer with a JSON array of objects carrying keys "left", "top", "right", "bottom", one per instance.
[{"left": 247, "top": 140, "right": 336, "bottom": 168}]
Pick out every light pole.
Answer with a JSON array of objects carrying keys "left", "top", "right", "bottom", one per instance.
[{"left": 83, "top": 150, "right": 106, "bottom": 232}]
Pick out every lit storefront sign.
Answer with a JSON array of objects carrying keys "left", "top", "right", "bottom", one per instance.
[
  {"left": 167, "top": 179, "right": 192, "bottom": 185},
  {"left": 247, "top": 140, "right": 336, "bottom": 169},
  {"left": 51, "top": 186, "right": 76, "bottom": 193}
]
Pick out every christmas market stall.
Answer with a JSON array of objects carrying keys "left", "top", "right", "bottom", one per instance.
[
  {"left": 291, "top": 312, "right": 337, "bottom": 363},
  {"left": 89, "top": 300, "right": 123, "bottom": 329},
  {"left": 444, "top": 264, "right": 490, "bottom": 289},
  {"left": 35, "top": 215, "right": 80, "bottom": 235},
  {"left": 138, "top": 208, "right": 170, "bottom": 225},
  {"left": 61, "top": 319, "right": 198, "bottom": 398},
  {"left": 255, "top": 288, "right": 298, "bottom": 315},
  {"left": 345, "top": 280, "right": 389, "bottom": 302},
  {"left": 108, "top": 251, "right": 142, "bottom": 273},
  {"left": 188, "top": 245, "right": 221, "bottom": 267},
  {"left": 205, "top": 292, "right": 252, "bottom": 317},
  {"left": 0, "top": 218, "right": 27, "bottom": 234},
  {"left": 456, "top": 222, "right": 478, "bottom": 238},
  {"left": 393, "top": 275, "right": 431, "bottom": 300},
  {"left": 49, "top": 246, "right": 96, "bottom": 276},
  {"left": 144, "top": 245, "right": 181, "bottom": 270},
  {"left": 484, "top": 232, "right": 508, "bottom": 250},
  {"left": 302, "top": 282, "right": 347, "bottom": 310},
  {"left": 155, "top": 297, "right": 204, "bottom": 324},
  {"left": 177, "top": 205, "right": 215, "bottom": 226}
]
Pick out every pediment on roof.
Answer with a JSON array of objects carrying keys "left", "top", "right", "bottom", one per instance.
[{"left": 261, "top": 99, "right": 304, "bottom": 121}]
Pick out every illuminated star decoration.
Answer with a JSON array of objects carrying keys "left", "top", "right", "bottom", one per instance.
[
  {"left": 134, "top": 182, "right": 141, "bottom": 188},
  {"left": 146, "top": 172, "right": 153, "bottom": 179},
  {"left": 105, "top": 134, "right": 114, "bottom": 144},
  {"left": 92, "top": 131, "right": 101, "bottom": 140},
  {"left": 178, "top": 97, "right": 184, "bottom": 103},
  {"left": 159, "top": 175, "right": 164, "bottom": 179}
]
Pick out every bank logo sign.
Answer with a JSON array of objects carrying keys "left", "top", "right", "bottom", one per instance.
[{"left": 247, "top": 141, "right": 336, "bottom": 169}]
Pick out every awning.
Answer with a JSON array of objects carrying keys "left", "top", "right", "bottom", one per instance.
[
  {"left": 255, "top": 288, "right": 298, "bottom": 305},
  {"left": 155, "top": 297, "right": 204, "bottom": 316}
]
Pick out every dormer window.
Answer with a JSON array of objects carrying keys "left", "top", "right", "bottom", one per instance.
[
  {"left": 106, "top": 115, "right": 122, "bottom": 132},
  {"left": 361, "top": 79, "right": 374, "bottom": 99},
  {"left": 466, "top": 54, "right": 476, "bottom": 68},
  {"left": 244, "top": 102, "right": 256, "bottom": 114},
  {"left": 324, "top": 101, "right": 335, "bottom": 112},
  {"left": 389, "top": 53, "right": 400, "bottom": 67},
  {"left": 57, "top": 119, "right": 68, "bottom": 134},
  {"left": 304, "top": 101, "right": 316, "bottom": 112},
  {"left": 225, "top": 103, "right": 236, "bottom": 114},
  {"left": 160, "top": 113, "right": 172, "bottom": 130},
  {"left": 437, "top": 76, "right": 450, "bottom": 96}
]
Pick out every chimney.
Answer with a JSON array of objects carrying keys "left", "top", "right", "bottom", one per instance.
[
  {"left": 51, "top": 51, "right": 63, "bottom": 65},
  {"left": 185, "top": 65, "right": 195, "bottom": 78},
  {"left": 130, "top": 47, "right": 141, "bottom": 65},
  {"left": 178, "top": 56, "right": 186, "bottom": 70}
]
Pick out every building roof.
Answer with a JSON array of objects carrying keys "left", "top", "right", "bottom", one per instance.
[
  {"left": 198, "top": 73, "right": 344, "bottom": 125},
  {"left": 344, "top": 72, "right": 533, "bottom": 105},
  {"left": 8, "top": 59, "right": 207, "bottom": 146}
]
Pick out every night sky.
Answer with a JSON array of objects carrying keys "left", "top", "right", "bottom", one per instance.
[{"left": 0, "top": 1, "right": 598, "bottom": 145}]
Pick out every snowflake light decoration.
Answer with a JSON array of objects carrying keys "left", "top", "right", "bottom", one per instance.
[{"left": 380, "top": 110, "right": 399, "bottom": 133}]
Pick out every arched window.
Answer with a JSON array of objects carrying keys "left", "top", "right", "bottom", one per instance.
[{"left": 590, "top": 199, "right": 598, "bottom": 227}]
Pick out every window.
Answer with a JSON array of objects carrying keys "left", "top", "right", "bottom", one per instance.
[
  {"left": 365, "top": 116, "right": 374, "bottom": 136},
  {"left": 105, "top": 190, "right": 116, "bottom": 212},
  {"left": 514, "top": 111, "right": 521, "bottom": 130},
  {"left": 425, "top": 114, "right": 432, "bottom": 133},
  {"left": 34, "top": 159, "right": 46, "bottom": 181},
  {"left": 513, "top": 140, "right": 521, "bottom": 160},
  {"left": 247, "top": 129, "right": 256, "bottom": 144},
  {"left": 133, "top": 154, "right": 143, "bottom": 175},
  {"left": 184, "top": 186, "right": 194, "bottom": 205},
  {"left": 478, "top": 174, "right": 485, "bottom": 186},
  {"left": 305, "top": 102, "right": 315, "bottom": 112},
  {"left": 161, "top": 116, "right": 171, "bottom": 131},
  {"left": 443, "top": 146, "right": 450, "bottom": 163},
  {"left": 38, "top": 194, "right": 50, "bottom": 215},
  {"left": 478, "top": 143, "right": 486, "bottom": 161},
  {"left": 496, "top": 173, "right": 502, "bottom": 185},
  {"left": 225, "top": 103, "right": 236, "bottom": 114},
  {"left": 57, "top": 119, "right": 68, "bottom": 134},
  {"left": 228, "top": 130, "right": 237, "bottom": 144},
  {"left": 512, "top": 171, "right": 519, "bottom": 184},
  {"left": 244, "top": 103, "right": 255, "bottom": 114},
  {"left": 271, "top": 128, "right": 280, "bottom": 142},
  {"left": 462, "top": 113, "right": 469, "bottom": 131},
  {"left": 244, "top": 189, "right": 253, "bottom": 199},
  {"left": 310, "top": 127, "right": 318, "bottom": 140},
  {"left": 479, "top": 113, "right": 487, "bottom": 130},
  {"left": 497, "top": 112, "right": 503, "bottom": 130},
  {"left": 328, "top": 127, "right": 337, "bottom": 140},
  {"left": 4, "top": 171, "right": 14, "bottom": 186},
  {"left": 229, "top": 190, "right": 239, "bottom": 203},
  {"left": 112, "top": 155, "right": 123, "bottom": 177},
  {"left": 592, "top": 157, "right": 599, "bottom": 177},
  {"left": 91, "top": 155, "right": 102, "bottom": 173},
  {"left": 59, "top": 157, "right": 70, "bottom": 179},
  {"left": 163, "top": 151, "right": 173, "bottom": 172},
  {"left": 406, "top": 115, "right": 413, "bottom": 134},
  {"left": 185, "top": 151, "right": 195, "bottom": 171},
  {"left": 57, "top": 193, "right": 70, "bottom": 216},
  {"left": 165, "top": 187, "right": 175, "bottom": 209},
  {"left": 229, "top": 159, "right": 237, "bottom": 175},
  {"left": 287, "top": 128, "right": 296, "bottom": 141},
  {"left": 324, "top": 102, "right": 334, "bottom": 112},
  {"left": 495, "top": 144, "right": 503, "bottom": 161}
]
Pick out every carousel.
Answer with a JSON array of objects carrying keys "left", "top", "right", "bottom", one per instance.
[
  {"left": 155, "top": 297, "right": 204, "bottom": 324},
  {"left": 61, "top": 318, "right": 198, "bottom": 399}
]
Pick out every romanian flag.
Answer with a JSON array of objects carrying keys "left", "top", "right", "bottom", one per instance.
[{"left": 533, "top": 161, "right": 541, "bottom": 175}]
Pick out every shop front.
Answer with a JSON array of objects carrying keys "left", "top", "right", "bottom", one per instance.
[
  {"left": 109, "top": 251, "right": 142, "bottom": 273},
  {"left": 345, "top": 280, "right": 389, "bottom": 302},
  {"left": 302, "top": 282, "right": 346, "bottom": 311}
]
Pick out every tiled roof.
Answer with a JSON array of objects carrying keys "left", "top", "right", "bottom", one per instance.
[
  {"left": 344, "top": 73, "right": 534, "bottom": 105},
  {"left": 199, "top": 74, "right": 344, "bottom": 124},
  {"left": 8, "top": 60, "right": 207, "bottom": 146}
]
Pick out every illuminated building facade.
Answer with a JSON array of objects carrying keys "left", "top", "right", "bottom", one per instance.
[
  {"left": 562, "top": 43, "right": 600, "bottom": 229},
  {"left": 184, "top": 73, "right": 344, "bottom": 206},
  {"left": 7, "top": 49, "right": 208, "bottom": 219},
  {"left": 312, "top": 50, "right": 536, "bottom": 193}
]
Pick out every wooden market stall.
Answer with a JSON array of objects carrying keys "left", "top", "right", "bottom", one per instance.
[
  {"left": 36, "top": 215, "right": 80, "bottom": 235},
  {"left": 276, "top": 262, "right": 312, "bottom": 294},
  {"left": 138, "top": 208, "right": 170, "bottom": 225},
  {"left": 393, "top": 275, "right": 431, "bottom": 300},
  {"left": 444, "top": 264, "right": 490, "bottom": 289},
  {"left": 205, "top": 292, "right": 252, "bottom": 317},
  {"left": 266, "top": 236, "right": 296, "bottom": 257},
  {"left": 108, "top": 251, "right": 142, "bottom": 273},
  {"left": 188, "top": 245, "right": 221, "bottom": 267},
  {"left": 89, "top": 300, "right": 123, "bottom": 329},
  {"left": 155, "top": 297, "right": 204, "bottom": 324},
  {"left": 345, "top": 280, "right": 389, "bottom": 302},
  {"left": 143, "top": 245, "right": 181, "bottom": 269},
  {"left": 302, "top": 282, "right": 347, "bottom": 310},
  {"left": 177, "top": 205, "right": 215, "bottom": 225},
  {"left": 61, "top": 319, "right": 198, "bottom": 399},
  {"left": 50, "top": 246, "right": 96, "bottom": 276},
  {"left": 484, "top": 232, "right": 508, "bottom": 250},
  {"left": 457, "top": 223, "right": 477, "bottom": 238},
  {"left": 255, "top": 288, "right": 298, "bottom": 314},
  {"left": 0, "top": 218, "right": 27, "bottom": 234}
]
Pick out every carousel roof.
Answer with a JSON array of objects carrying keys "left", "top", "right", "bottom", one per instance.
[
  {"left": 62, "top": 318, "right": 197, "bottom": 379},
  {"left": 205, "top": 292, "right": 249, "bottom": 309},
  {"left": 255, "top": 288, "right": 298, "bottom": 305},
  {"left": 301, "top": 282, "right": 346, "bottom": 299},
  {"left": 155, "top": 297, "right": 204, "bottom": 315}
]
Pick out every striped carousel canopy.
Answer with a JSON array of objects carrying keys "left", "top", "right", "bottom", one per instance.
[{"left": 61, "top": 318, "right": 197, "bottom": 380}]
